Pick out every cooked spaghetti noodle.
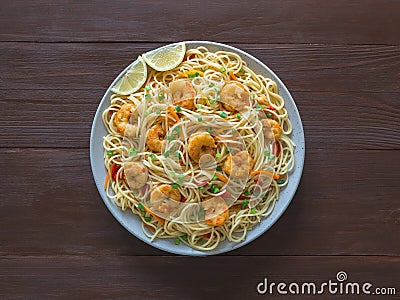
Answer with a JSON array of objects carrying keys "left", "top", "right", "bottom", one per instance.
[{"left": 102, "top": 46, "right": 295, "bottom": 250}]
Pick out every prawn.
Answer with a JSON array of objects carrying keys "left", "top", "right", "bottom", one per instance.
[
  {"left": 124, "top": 162, "right": 148, "bottom": 189},
  {"left": 150, "top": 184, "right": 181, "bottom": 214},
  {"left": 202, "top": 196, "right": 229, "bottom": 226},
  {"left": 168, "top": 79, "right": 197, "bottom": 110},
  {"left": 223, "top": 150, "right": 254, "bottom": 178},
  {"left": 261, "top": 119, "right": 282, "bottom": 140},
  {"left": 187, "top": 132, "right": 216, "bottom": 163},
  {"left": 114, "top": 103, "right": 137, "bottom": 135},
  {"left": 220, "top": 82, "right": 250, "bottom": 113},
  {"left": 146, "top": 124, "right": 166, "bottom": 153}
]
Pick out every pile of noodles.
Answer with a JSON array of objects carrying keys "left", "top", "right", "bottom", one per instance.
[{"left": 102, "top": 46, "right": 295, "bottom": 250}]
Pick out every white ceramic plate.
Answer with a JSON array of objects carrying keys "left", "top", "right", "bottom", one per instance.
[{"left": 90, "top": 41, "right": 305, "bottom": 256}]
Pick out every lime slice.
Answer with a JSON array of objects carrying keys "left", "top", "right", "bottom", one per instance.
[
  {"left": 143, "top": 42, "right": 186, "bottom": 72},
  {"left": 111, "top": 56, "right": 147, "bottom": 95}
]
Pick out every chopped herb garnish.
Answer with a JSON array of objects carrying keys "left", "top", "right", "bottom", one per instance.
[
  {"left": 250, "top": 94, "right": 256, "bottom": 100},
  {"left": 158, "top": 92, "right": 165, "bottom": 101},
  {"left": 209, "top": 98, "right": 216, "bottom": 104},
  {"left": 144, "top": 216, "right": 151, "bottom": 222},
  {"left": 128, "top": 148, "right": 138, "bottom": 156},
  {"left": 189, "top": 215, "right": 195, "bottom": 221},
  {"left": 213, "top": 187, "right": 220, "bottom": 193},
  {"left": 181, "top": 234, "right": 188, "bottom": 241},
  {"left": 266, "top": 113, "right": 272, "bottom": 118},
  {"left": 209, "top": 83, "right": 215, "bottom": 88},
  {"left": 239, "top": 67, "right": 245, "bottom": 75},
  {"left": 277, "top": 179, "right": 285, "bottom": 184},
  {"left": 269, "top": 154, "right": 275, "bottom": 159},
  {"left": 243, "top": 190, "right": 251, "bottom": 197},
  {"left": 145, "top": 94, "right": 151, "bottom": 100},
  {"left": 106, "top": 150, "right": 114, "bottom": 156},
  {"left": 219, "top": 111, "right": 227, "bottom": 118},
  {"left": 138, "top": 203, "right": 145, "bottom": 210},
  {"left": 236, "top": 113, "right": 241, "bottom": 119},
  {"left": 216, "top": 166, "right": 222, "bottom": 171},
  {"left": 172, "top": 127, "right": 181, "bottom": 135},
  {"left": 166, "top": 135, "right": 174, "bottom": 141},
  {"left": 155, "top": 107, "right": 161, "bottom": 115},
  {"left": 202, "top": 67, "right": 208, "bottom": 72},
  {"left": 197, "top": 115, "right": 203, "bottom": 122},
  {"left": 212, "top": 173, "right": 218, "bottom": 180},
  {"left": 150, "top": 153, "right": 156, "bottom": 160},
  {"left": 199, "top": 186, "right": 205, "bottom": 190},
  {"left": 208, "top": 181, "right": 213, "bottom": 186},
  {"left": 141, "top": 211, "right": 146, "bottom": 217},
  {"left": 171, "top": 183, "right": 179, "bottom": 189},
  {"left": 170, "top": 170, "right": 176, "bottom": 177},
  {"left": 250, "top": 208, "right": 257, "bottom": 214},
  {"left": 175, "top": 237, "right": 180, "bottom": 245},
  {"left": 255, "top": 103, "right": 261, "bottom": 110},
  {"left": 175, "top": 151, "right": 181, "bottom": 158},
  {"left": 163, "top": 150, "right": 171, "bottom": 157},
  {"left": 145, "top": 85, "right": 151, "bottom": 91},
  {"left": 225, "top": 148, "right": 230, "bottom": 154},
  {"left": 197, "top": 104, "right": 203, "bottom": 109},
  {"left": 216, "top": 95, "right": 221, "bottom": 101},
  {"left": 188, "top": 72, "right": 199, "bottom": 78},
  {"left": 206, "top": 127, "right": 212, "bottom": 133},
  {"left": 144, "top": 110, "right": 149, "bottom": 116},
  {"left": 215, "top": 152, "right": 221, "bottom": 159},
  {"left": 220, "top": 67, "right": 226, "bottom": 73},
  {"left": 177, "top": 173, "right": 184, "bottom": 183},
  {"left": 175, "top": 105, "right": 182, "bottom": 112},
  {"left": 242, "top": 199, "right": 249, "bottom": 209}
]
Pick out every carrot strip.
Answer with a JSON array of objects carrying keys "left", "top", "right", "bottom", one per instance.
[
  {"left": 104, "top": 172, "right": 110, "bottom": 190},
  {"left": 215, "top": 173, "right": 228, "bottom": 183},
  {"left": 250, "top": 170, "right": 280, "bottom": 180},
  {"left": 144, "top": 205, "right": 165, "bottom": 224},
  {"left": 168, "top": 106, "right": 180, "bottom": 122},
  {"left": 144, "top": 223, "right": 156, "bottom": 233},
  {"left": 229, "top": 71, "right": 238, "bottom": 81}
]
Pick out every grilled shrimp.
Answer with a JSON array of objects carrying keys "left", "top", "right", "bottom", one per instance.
[
  {"left": 114, "top": 103, "right": 137, "bottom": 135},
  {"left": 188, "top": 132, "right": 217, "bottom": 163},
  {"left": 261, "top": 119, "right": 282, "bottom": 140},
  {"left": 168, "top": 79, "right": 196, "bottom": 110},
  {"left": 150, "top": 184, "right": 181, "bottom": 214},
  {"left": 124, "top": 162, "right": 148, "bottom": 189},
  {"left": 223, "top": 150, "right": 255, "bottom": 178},
  {"left": 202, "top": 196, "right": 229, "bottom": 226},
  {"left": 146, "top": 124, "right": 166, "bottom": 153},
  {"left": 220, "top": 82, "right": 250, "bottom": 112}
]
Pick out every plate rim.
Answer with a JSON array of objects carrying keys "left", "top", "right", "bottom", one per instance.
[{"left": 90, "top": 40, "right": 305, "bottom": 256}]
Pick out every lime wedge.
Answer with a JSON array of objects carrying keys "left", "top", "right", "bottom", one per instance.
[
  {"left": 111, "top": 56, "right": 147, "bottom": 95},
  {"left": 143, "top": 42, "right": 186, "bottom": 72}
]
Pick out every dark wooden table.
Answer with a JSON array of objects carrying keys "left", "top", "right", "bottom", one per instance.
[{"left": 1, "top": 1, "right": 399, "bottom": 299}]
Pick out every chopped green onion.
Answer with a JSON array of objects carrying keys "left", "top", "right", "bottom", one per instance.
[
  {"left": 163, "top": 150, "right": 170, "bottom": 157},
  {"left": 219, "top": 111, "right": 227, "bottom": 118},
  {"left": 141, "top": 211, "right": 146, "bottom": 217},
  {"left": 170, "top": 170, "right": 176, "bottom": 177},
  {"left": 266, "top": 113, "right": 272, "bottom": 118},
  {"left": 166, "top": 135, "right": 174, "bottom": 141},
  {"left": 202, "top": 67, "right": 208, "bottom": 72},
  {"left": 175, "top": 151, "right": 181, "bottom": 158},
  {"left": 216, "top": 95, "right": 221, "bottom": 101},
  {"left": 199, "top": 186, "right": 205, "bottom": 190},
  {"left": 209, "top": 83, "right": 215, "bottom": 88},
  {"left": 244, "top": 190, "right": 251, "bottom": 197},
  {"left": 181, "top": 234, "right": 188, "bottom": 241},
  {"left": 197, "top": 104, "right": 203, "bottom": 109},
  {"left": 144, "top": 110, "right": 149, "bottom": 116},
  {"left": 212, "top": 173, "right": 218, "bottom": 180},
  {"left": 188, "top": 72, "right": 199, "bottom": 78},
  {"left": 189, "top": 215, "right": 195, "bottom": 221},
  {"left": 277, "top": 179, "right": 285, "bottom": 184},
  {"left": 264, "top": 150, "right": 270, "bottom": 156},
  {"left": 175, "top": 237, "right": 180, "bottom": 245},
  {"left": 239, "top": 67, "right": 245, "bottom": 75},
  {"left": 155, "top": 107, "right": 161, "bottom": 115},
  {"left": 206, "top": 127, "right": 212, "bottom": 133},
  {"left": 150, "top": 153, "right": 156, "bottom": 160},
  {"left": 171, "top": 183, "right": 179, "bottom": 189},
  {"left": 255, "top": 103, "right": 261, "bottom": 110},
  {"left": 242, "top": 199, "right": 249, "bottom": 209},
  {"left": 213, "top": 187, "right": 220, "bottom": 193},
  {"left": 197, "top": 115, "right": 203, "bottom": 122},
  {"left": 216, "top": 166, "right": 222, "bottom": 171},
  {"left": 145, "top": 94, "right": 151, "bottom": 100},
  {"left": 177, "top": 174, "right": 184, "bottom": 183},
  {"left": 128, "top": 148, "right": 138, "bottom": 156},
  {"left": 225, "top": 148, "right": 230, "bottom": 154},
  {"left": 250, "top": 208, "right": 257, "bottom": 214},
  {"left": 220, "top": 67, "right": 226, "bottom": 73},
  {"left": 209, "top": 98, "right": 216, "bottom": 104},
  {"left": 215, "top": 152, "right": 221, "bottom": 159},
  {"left": 261, "top": 105, "right": 267, "bottom": 110},
  {"left": 172, "top": 127, "right": 181, "bottom": 135},
  {"left": 106, "top": 150, "right": 114, "bottom": 156},
  {"left": 158, "top": 92, "right": 165, "bottom": 101},
  {"left": 133, "top": 137, "right": 140, "bottom": 141},
  {"left": 145, "top": 85, "right": 151, "bottom": 91},
  {"left": 236, "top": 113, "right": 241, "bottom": 119},
  {"left": 208, "top": 181, "right": 213, "bottom": 186},
  {"left": 175, "top": 105, "right": 182, "bottom": 112},
  {"left": 199, "top": 238, "right": 205, "bottom": 244},
  {"left": 138, "top": 203, "right": 145, "bottom": 210},
  {"left": 144, "top": 216, "right": 151, "bottom": 222},
  {"left": 269, "top": 154, "right": 275, "bottom": 159},
  {"left": 250, "top": 94, "right": 256, "bottom": 100}
]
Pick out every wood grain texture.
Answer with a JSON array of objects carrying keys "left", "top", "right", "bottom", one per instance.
[
  {"left": 1, "top": 256, "right": 399, "bottom": 299},
  {"left": 1, "top": 43, "right": 400, "bottom": 93},
  {"left": 0, "top": 0, "right": 399, "bottom": 44},
  {"left": 0, "top": 89, "right": 399, "bottom": 149},
  {"left": 1, "top": 148, "right": 399, "bottom": 256}
]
